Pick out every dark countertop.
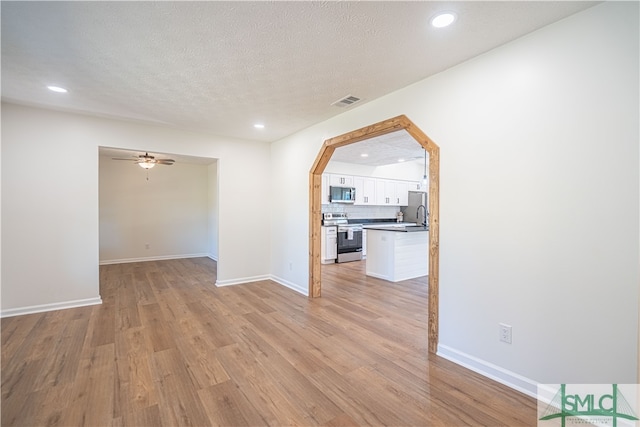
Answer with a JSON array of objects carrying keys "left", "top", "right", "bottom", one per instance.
[
  {"left": 365, "top": 225, "right": 429, "bottom": 232},
  {"left": 347, "top": 218, "right": 399, "bottom": 225}
]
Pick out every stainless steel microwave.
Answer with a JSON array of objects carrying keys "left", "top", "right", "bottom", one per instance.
[{"left": 330, "top": 186, "right": 356, "bottom": 203}]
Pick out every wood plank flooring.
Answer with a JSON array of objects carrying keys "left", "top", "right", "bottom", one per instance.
[{"left": 2, "top": 258, "right": 537, "bottom": 426}]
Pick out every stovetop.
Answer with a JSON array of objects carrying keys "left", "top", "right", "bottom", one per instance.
[{"left": 322, "top": 212, "right": 348, "bottom": 226}]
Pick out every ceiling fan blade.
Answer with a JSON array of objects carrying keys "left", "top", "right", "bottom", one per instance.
[
  {"left": 156, "top": 159, "right": 175, "bottom": 165},
  {"left": 112, "top": 157, "right": 137, "bottom": 161}
]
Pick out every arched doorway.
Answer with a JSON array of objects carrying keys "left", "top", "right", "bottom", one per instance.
[{"left": 308, "top": 115, "right": 440, "bottom": 353}]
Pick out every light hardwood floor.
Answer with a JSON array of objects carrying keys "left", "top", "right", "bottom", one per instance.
[{"left": 2, "top": 258, "right": 536, "bottom": 426}]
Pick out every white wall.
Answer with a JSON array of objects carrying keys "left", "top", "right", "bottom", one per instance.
[
  {"left": 2, "top": 105, "right": 102, "bottom": 313},
  {"left": 99, "top": 156, "right": 211, "bottom": 263},
  {"left": 1, "top": 103, "right": 271, "bottom": 314},
  {"left": 208, "top": 161, "right": 219, "bottom": 260},
  {"left": 270, "top": 2, "right": 639, "bottom": 391}
]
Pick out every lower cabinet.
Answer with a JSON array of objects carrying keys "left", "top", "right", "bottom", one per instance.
[{"left": 321, "top": 226, "right": 337, "bottom": 264}]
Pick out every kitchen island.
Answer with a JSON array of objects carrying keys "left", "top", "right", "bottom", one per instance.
[{"left": 364, "top": 225, "right": 428, "bottom": 282}]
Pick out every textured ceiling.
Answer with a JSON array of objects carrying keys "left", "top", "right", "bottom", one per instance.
[
  {"left": 331, "top": 130, "right": 426, "bottom": 167},
  {"left": 2, "top": 1, "right": 597, "bottom": 150}
]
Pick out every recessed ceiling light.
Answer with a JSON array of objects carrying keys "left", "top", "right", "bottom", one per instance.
[
  {"left": 254, "top": 123, "right": 265, "bottom": 129},
  {"left": 431, "top": 12, "right": 456, "bottom": 28},
  {"left": 360, "top": 153, "right": 369, "bottom": 158},
  {"left": 47, "top": 85, "right": 68, "bottom": 93},
  {"left": 398, "top": 158, "right": 406, "bottom": 163}
]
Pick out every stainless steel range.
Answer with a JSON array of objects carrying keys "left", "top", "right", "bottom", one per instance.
[{"left": 322, "top": 213, "right": 363, "bottom": 263}]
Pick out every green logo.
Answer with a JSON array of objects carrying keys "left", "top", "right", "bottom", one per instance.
[{"left": 539, "top": 384, "right": 638, "bottom": 427}]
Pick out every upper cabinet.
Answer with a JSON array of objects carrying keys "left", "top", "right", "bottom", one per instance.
[
  {"left": 354, "top": 176, "right": 376, "bottom": 205},
  {"left": 376, "top": 179, "right": 409, "bottom": 206},
  {"left": 323, "top": 173, "right": 414, "bottom": 206},
  {"left": 328, "top": 174, "right": 353, "bottom": 187},
  {"left": 321, "top": 174, "right": 330, "bottom": 204},
  {"left": 395, "top": 181, "right": 410, "bottom": 206},
  {"left": 375, "top": 179, "right": 392, "bottom": 205},
  {"left": 409, "top": 181, "right": 426, "bottom": 192}
]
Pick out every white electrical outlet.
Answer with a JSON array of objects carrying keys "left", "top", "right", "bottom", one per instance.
[{"left": 499, "top": 323, "right": 512, "bottom": 344}]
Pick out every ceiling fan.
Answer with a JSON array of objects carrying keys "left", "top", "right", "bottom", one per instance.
[{"left": 112, "top": 152, "right": 175, "bottom": 169}]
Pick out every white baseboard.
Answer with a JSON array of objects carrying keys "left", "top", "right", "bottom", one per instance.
[
  {"left": 214, "top": 274, "right": 307, "bottom": 296},
  {"left": 1, "top": 297, "right": 103, "bottom": 318},
  {"left": 207, "top": 254, "right": 218, "bottom": 261},
  {"left": 437, "top": 344, "right": 539, "bottom": 398},
  {"left": 99, "top": 253, "right": 210, "bottom": 265},
  {"left": 270, "top": 275, "right": 308, "bottom": 296},
  {"left": 215, "top": 275, "right": 271, "bottom": 287}
]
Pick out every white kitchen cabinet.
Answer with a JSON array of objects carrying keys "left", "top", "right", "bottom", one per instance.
[
  {"left": 409, "top": 181, "right": 425, "bottom": 192},
  {"left": 354, "top": 176, "right": 376, "bottom": 205},
  {"left": 375, "top": 179, "right": 410, "bottom": 206},
  {"left": 395, "top": 181, "right": 409, "bottom": 206},
  {"left": 321, "top": 226, "right": 337, "bottom": 264},
  {"left": 365, "top": 229, "right": 429, "bottom": 282},
  {"left": 321, "top": 174, "right": 330, "bottom": 204},
  {"left": 324, "top": 173, "right": 412, "bottom": 206},
  {"left": 375, "top": 179, "right": 392, "bottom": 205},
  {"left": 328, "top": 174, "right": 353, "bottom": 187}
]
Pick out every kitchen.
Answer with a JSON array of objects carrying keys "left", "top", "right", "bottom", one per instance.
[{"left": 320, "top": 130, "right": 430, "bottom": 283}]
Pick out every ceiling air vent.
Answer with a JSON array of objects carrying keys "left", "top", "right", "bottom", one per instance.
[{"left": 331, "top": 95, "right": 361, "bottom": 108}]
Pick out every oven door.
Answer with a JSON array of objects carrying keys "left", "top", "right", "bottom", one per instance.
[{"left": 336, "top": 227, "right": 363, "bottom": 263}]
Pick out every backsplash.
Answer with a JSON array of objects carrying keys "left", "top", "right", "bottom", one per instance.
[{"left": 322, "top": 204, "right": 399, "bottom": 220}]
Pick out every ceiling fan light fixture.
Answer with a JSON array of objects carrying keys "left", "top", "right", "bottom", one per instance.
[{"left": 138, "top": 162, "right": 155, "bottom": 169}]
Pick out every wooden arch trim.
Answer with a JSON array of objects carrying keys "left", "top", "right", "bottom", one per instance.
[{"left": 309, "top": 115, "right": 440, "bottom": 353}]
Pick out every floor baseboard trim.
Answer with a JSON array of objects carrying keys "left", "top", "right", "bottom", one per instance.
[
  {"left": 207, "top": 254, "right": 218, "bottom": 261},
  {"left": 215, "top": 275, "right": 271, "bottom": 287},
  {"left": 99, "top": 253, "right": 210, "bottom": 265},
  {"left": 1, "top": 297, "right": 103, "bottom": 318},
  {"left": 270, "top": 275, "right": 308, "bottom": 296},
  {"left": 213, "top": 274, "right": 306, "bottom": 295},
  {"left": 437, "top": 344, "right": 538, "bottom": 398}
]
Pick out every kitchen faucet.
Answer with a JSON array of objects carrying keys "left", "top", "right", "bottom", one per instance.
[{"left": 416, "top": 204, "right": 427, "bottom": 226}]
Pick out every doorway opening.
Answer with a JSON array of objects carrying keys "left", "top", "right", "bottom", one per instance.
[
  {"left": 308, "top": 115, "right": 440, "bottom": 353},
  {"left": 98, "top": 146, "right": 219, "bottom": 270}
]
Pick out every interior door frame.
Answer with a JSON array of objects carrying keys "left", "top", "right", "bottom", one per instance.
[{"left": 308, "top": 115, "right": 440, "bottom": 353}]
